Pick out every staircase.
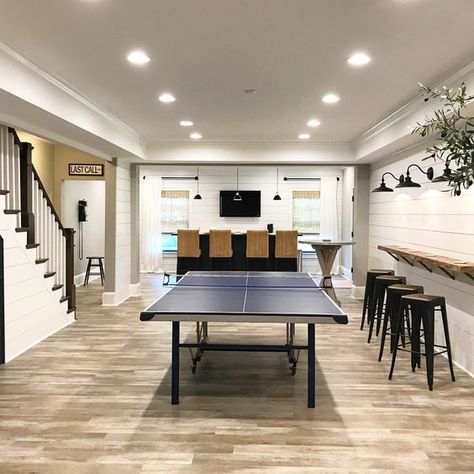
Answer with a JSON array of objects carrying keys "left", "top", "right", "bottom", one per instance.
[{"left": 0, "top": 124, "right": 75, "bottom": 362}]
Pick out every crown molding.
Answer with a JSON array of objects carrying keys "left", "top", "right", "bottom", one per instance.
[
  {"left": 359, "top": 59, "right": 474, "bottom": 144},
  {"left": 0, "top": 41, "right": 145, "bottom": 155}
]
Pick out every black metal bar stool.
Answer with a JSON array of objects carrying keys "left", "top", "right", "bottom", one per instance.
[
  {"left": 378, "top": 284, "right": 424, "bottom": 362},
  {"left": 84, "top": 256, "right": 105, "bottom": 286},
  {"left": 360, "top": 269, "right": 394, "bottom": 331},
  {"left": 367, "top": 275, "right": 406, "bottom": 343},
  {"left": 389, "top": 294, "right": 455, "bottom": 391}
]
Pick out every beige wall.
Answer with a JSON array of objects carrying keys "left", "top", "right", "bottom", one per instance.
[
  {"left": 17, "top": 132, "right": 55, "bottom": 202},
  {"left": 53, "top": 144, "right": 110, "bottom": 216}
]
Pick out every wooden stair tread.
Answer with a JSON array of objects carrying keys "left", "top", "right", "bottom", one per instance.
[
  {"left": 44, "top": 272, "right": 56, "bottom": 279},
  {"left": 15, "top": 227, "right": 28, "bottom": 233},
  {"left": 4, "top": 209, "right": 20, "bottom": 214},
  {"left": 35, "top": 258, "right": 48, "bottom": 264},
  {"left": 52, "top": 284, "right": 63, "bottom": 291},
  {"left": 0, "top": 190, "right": 9, "bottom": 195},
  {"left": 26, "top": 243, "right": 40, "bottom": 249},
  {"left": 60, "top": 296, "right": 70, "bottom": 304}
]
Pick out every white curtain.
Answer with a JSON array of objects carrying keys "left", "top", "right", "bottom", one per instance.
[
  {"left": 319, "top": 177, "right": 339, "bottom": 240},
  {"left": 140, "top": 177, "right": 164, "bottom": 273}
]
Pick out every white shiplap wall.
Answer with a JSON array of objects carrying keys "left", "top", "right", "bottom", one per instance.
[
  {"left": 369, "top": 150, "right": 474, "bottom": 376},
  {"left": 114, "top": 162, "right": 132, "bottom": 303},
  {"left": 1, "top": 198, "right": 74, "bottom": 361},
  {"left": 143, "top": 165, "right": 348, "bottom": 275}
]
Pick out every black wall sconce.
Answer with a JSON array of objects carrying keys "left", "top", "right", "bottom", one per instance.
[
  {"left": 432, "top": 161, "right": 452, "bottom": 183},
  {"left": 396, "top": 164, "right": 434, "bottom": 188},
  {"left": 372, "top": 172, "right": 403, "bottom": 192}
]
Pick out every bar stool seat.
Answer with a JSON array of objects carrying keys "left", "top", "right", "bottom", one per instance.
[
  {"left": 360, "top": 269, "right": 394, "bottom": 331},
  {"left": 389, "top": 293, "right": 455, "bottom": 390},
  {"left": 84, "top": 256, "right": 105, "bottom": 286},
  {"left": 378, "top": 283, "right": 424, "bottom": 362},
  {"left": 367, "top": 275, "right": 406, "bottom": 343}
]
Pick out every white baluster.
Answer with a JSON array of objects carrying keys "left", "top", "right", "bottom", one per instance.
[
  {"left": 7, "top": 133, "right": 14, "bottom": 210},
  {"left": 13, "top": 145, "right": 21, "bottom": 212},
  {"left": 0, "top": 126, "right": 6, "bottom": 191}
]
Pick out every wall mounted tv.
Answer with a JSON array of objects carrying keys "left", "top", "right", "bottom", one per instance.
[{"left": 219, "top": 190, "right": 261, "bottom": 217}]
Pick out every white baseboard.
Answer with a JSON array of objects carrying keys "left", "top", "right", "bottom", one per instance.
[
  {"left": 339, "top": 265, "right": 352, "bottom": 280},
  {"left": 351, "top": 285, "right": 365, "bottom": 300},
  {"left": 129, "top": 282, "right": 141, "bottom": 297},
  {"left": 101, "top": 291, "right": 130, "bottom": 307}
]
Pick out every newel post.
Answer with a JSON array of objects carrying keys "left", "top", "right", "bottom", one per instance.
[
  {"left": 19, "top": 142, "right": 35, "bottom": 245},
  {"left": 63, "top": 228, "right": 76, "bottom": 313}
]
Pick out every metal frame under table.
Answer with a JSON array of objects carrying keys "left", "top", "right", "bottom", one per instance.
[{"left": 140, "top": 271, "right": 348, "bottom": 408}]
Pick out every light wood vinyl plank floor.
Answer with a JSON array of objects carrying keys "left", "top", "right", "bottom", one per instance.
[{"left": 0, "top": 274, "right": 473, "bottom": 473}]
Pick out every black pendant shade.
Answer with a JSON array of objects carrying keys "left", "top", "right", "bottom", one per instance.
[
  {"left": 273, "top": 194, "right": 282, "bottom": 200},
  {"left": 193, "top": 167, "right": 202, "bottom": 199},
  {"left": 233, "top": 191, "right": 242, "bottom": 201}
]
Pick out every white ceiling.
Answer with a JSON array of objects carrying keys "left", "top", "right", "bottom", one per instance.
[{"left": 0, "top": 0, "right": 473, "bottom": 144}]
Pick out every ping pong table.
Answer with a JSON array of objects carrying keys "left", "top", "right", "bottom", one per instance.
[{"left": 140, "top": 271, "right": 348, "bottom": 408}]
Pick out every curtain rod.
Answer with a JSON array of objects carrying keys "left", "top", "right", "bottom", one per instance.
[
  {"left": 143, "top": 176, "right": 198, "bottom": 180},
  {"left": 283, "top": 177, "right": 339, "bottom": 181}
]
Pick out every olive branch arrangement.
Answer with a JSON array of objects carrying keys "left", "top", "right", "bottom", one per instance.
[{"left": 412, "top": 82, "right": 474, "bottom": 195}]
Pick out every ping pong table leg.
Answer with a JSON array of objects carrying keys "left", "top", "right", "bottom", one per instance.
[
  {"left": 307, "top": 323, "right": 315, "bottom": 408},
  {"left": 172, "top": 321, "right": 180, "bottom": 405}
]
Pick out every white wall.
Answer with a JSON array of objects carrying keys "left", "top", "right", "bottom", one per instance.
[
  {"left": 142, "top": 165, "right": 344, "bottom": 233},
  {"left": 1, "top": 198, "right": 74, "bottom": 362},
  {"left": 142, "top": 164, "right": 352, "bottom": 276},
  {"left": 369, "top": 151, "right": 474, "bottom": 376},
  {"left": 61, "top": 180, "right": 105, "bottom": 284}
]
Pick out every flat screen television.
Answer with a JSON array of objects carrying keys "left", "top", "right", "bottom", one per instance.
[{"left": 219, "top": 190, "right": 261, "bottom": 217}]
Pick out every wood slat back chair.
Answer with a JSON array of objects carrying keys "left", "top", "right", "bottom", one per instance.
[{"left": 246, "top": 230, "right": 269, "bottom": 258}]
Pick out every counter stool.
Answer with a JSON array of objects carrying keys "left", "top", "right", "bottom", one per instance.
[
  {"left": 274, "top": 230, "right": 298, "bottom": 271},
  {"left": 389, "top": 294, "right": 455, "bottom": 391},
  {"left": 378, "top": 284, "right": 424, "bottom": 362},
  {"left": 84, "top": 256, "right": 105, "bottom": 286},
  {"left": 367, "top": 275, "right": 406, "bottom": 343},
  {"left": 360, "top": 269, "right": 395, "bottom": 331},
  {"left": 209, "top": 229, "right": 233, "bottom": 270},
  {"left": 177, "top": 229, "right": 201, "bottom": 274},
  {"left": 246, "top": 230, "right": 269, "bottom": 271}
]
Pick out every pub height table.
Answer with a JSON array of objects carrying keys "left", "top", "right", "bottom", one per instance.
[{"left": 299, "top": 239, "right": 355, "bottom": 305}]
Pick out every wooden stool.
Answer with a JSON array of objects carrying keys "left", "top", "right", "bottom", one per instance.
[
  {"left": 360, "top": 269, "right": 394, "bottom": 331},
  {"left": 378, "top": 283, "right": 423, "bottom": 362},
  {"left": 84, "top": 257, "right": 105, "bottom": 286},
  {"left": 367, "top": 275, "right": 406, "bottom": 343},
  {"left": 389, "top": 294, "right": 455, "bottom": 390},
  {"left": 209, "top": 230, "right": 233, "bottom": 270}
]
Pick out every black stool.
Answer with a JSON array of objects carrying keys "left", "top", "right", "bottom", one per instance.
[
  {"left": 84, "top": 256, "right": 105, "bottom": 286},
  {"left": 389, "top": 294, "right": 455, "bottom": 391},
  {"left": 378, "top": 284, "right": 424, "bottom": 362},
  {"left": 360, "top": 269, "right": 394, "bottom": 330},
  {"left": 367, "top": 275, "right": 406, "bottom": 343}
]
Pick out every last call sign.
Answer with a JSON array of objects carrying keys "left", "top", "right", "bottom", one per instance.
[{"left": 68, "top": 163, "right": 104, "bottom": 177}]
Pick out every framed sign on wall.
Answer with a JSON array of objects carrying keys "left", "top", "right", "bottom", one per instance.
[{"left": 68, "top": 163, "right": 104, "bottom": 177}]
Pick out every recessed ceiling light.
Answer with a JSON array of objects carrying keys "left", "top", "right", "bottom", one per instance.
[
  {"left": 179, "top": 120, "right": 194, "bottom": 127},
  {"left": 307, "top": 118, "right": 321, "bottom": 128},
  {"left": 347, "top": 52, "right": 371, "bottom": 66},
  {"left": 244, "top": 89, "right": 257, "bottom": 94},
  {"left": 190, "top": 132, "right": 202, "bottom": 140},
  {"left": 298, "top": 133, "right": 311, "bottom": 140},
  {"left": 158, "top": 93, "right": 176, "bottom": 103},
  {"left": 126, "top": 50, "right": 150, "bottom": 65},
  {"left": 322, "top": 93, "right": 340, "bottom": 104}
]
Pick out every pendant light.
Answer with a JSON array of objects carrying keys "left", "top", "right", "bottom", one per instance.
[
  {"left": 396, "top": 164, "right": 434, "bottom": 188},
  {"left": 233, "top": 167, "right": 242, "bottom": 201},
  {"left": 273, "top": 167, "right": 282, "bottom": 200},
  {"left": 193, "top": 167, "right": 202, "bottom": 200}
]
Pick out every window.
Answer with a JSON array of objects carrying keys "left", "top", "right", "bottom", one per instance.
[
  {"left": 161, "top": 190, "right": 189, "bottom": 234},
  {"left": 292, "top": 190, "right": 320, "bottom": 234}
]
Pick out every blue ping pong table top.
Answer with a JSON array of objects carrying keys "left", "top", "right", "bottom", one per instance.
[{"left": 140, "top": 271, "right": 348, "bottom": 324}]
